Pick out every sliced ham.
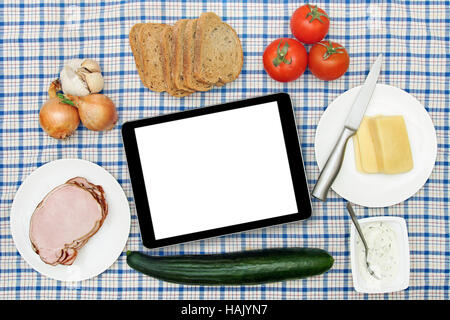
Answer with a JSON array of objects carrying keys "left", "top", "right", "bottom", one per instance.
[{"left": 29, "top": 177, "right": 108, "bottom": 266}]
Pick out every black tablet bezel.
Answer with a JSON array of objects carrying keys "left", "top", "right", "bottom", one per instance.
[{"left": 121, "top": 93, "right": 311, "bottom": 248}]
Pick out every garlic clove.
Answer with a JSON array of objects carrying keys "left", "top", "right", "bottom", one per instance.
[
  {"left": 60, "top": 66, "right": 90, "bottom": 96},
  {"left": 85, "top": 72, "right": 104, "bottom": 93},
  {"left": 75, "top": 68, "right": 90, "bottom": 83},
  {"left": 81, "top": 59, "right": 102, "bottom": 73}
]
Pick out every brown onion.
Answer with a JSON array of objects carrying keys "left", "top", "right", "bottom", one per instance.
[
  {"left": 68, "top": 94, "right": 118, "bottom": 131},
  {"left": 39, "top": 97, "right": 80, "bottom": 139}
]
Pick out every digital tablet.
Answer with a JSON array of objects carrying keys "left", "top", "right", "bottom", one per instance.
[{"left": 122, "top": 93, "right": 311, "bottom": 248}]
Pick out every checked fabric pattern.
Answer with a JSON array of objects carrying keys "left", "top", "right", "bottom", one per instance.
[{"left": 0, "top": 0, "right": 448, "bottom": 299}]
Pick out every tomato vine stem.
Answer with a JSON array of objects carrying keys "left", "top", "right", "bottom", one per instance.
[
  {"left": 306, "top": 4, "right": 329, "bottom": 23},
  {"left": 272, "top": 40, "right": 292, "bottom": 67},
  {"left": 317, "top": 41, "right": 346, "bottom": 60}
]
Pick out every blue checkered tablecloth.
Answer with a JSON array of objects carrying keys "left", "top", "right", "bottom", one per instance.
[{"left": 0, "top": 0, "right": 448, "bottom": 300}]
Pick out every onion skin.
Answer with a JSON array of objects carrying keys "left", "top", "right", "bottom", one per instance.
[
  {"left": 39, "top": 98, "right": 80, "bottom": 139},
  {"left": 69, "top": 94, "right": 118, "bottom": 131}
]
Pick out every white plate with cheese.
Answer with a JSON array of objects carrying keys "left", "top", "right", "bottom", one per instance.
[{"left": 315, "top": 84, "right": 437, "bottom": 207}]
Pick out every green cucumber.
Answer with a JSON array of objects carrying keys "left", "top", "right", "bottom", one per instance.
[{"left": 126, "top": 248, "right": 334, "bottom": 285}]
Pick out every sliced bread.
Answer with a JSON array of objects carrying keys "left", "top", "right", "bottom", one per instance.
[
  {"left": 129, "top": 23, "right": 146, "bottom": 85},
  {"left": 183, "top": 19, "right": 214, "bottom": 92},
  {"left": 139, "top": 23, "right": 168, "bottom": 92},
  {"left": 172, "top": 19, "right": 194, "bottom": 92},
  {"left": 194, "top": 12, "right": 243, "bottom": 85},
  {"left": 160, "top": 26, "right": 192, "bottom": 97}
]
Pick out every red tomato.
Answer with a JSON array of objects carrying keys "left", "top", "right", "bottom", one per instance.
[
  {"left": 308, "top": 41, "right": 350, "bottom": 81},
  {"left": 290, "top": 4, "right": 330, "bottom": 44},
  {"left": 263, "top": 38, "right": 308, "bottom": 82}
]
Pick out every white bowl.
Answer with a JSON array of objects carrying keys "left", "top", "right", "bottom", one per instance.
[{"left": 350, "top": 216, "right": 410, "bottom": 293}]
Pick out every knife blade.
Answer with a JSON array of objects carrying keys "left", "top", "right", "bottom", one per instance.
[{"left": 312, "top": 54, "right": 383, "bottom": 201}]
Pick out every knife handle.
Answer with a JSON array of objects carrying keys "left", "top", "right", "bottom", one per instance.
[{"left": 312, "top": 127, "right": 355, "bottom": 201}]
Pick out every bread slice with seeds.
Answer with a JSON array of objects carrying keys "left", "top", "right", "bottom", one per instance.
[
  {"left": 129, "top": 23, "right": 146, "bottom": 85},
  {"left": 138, "top": 23, "right": 168, "bottom": 92},
  {"left": 172, "top": 19, "right": 195, "bottom": 93},
  {"left": 194, "top": 12, "right": 243, "bottom": 85},
  {"left": 160, "top": 26, "right": 192, "bottom": 97},
  {"left": 183, "top": 19, "right": 214, "bottom": 92}
]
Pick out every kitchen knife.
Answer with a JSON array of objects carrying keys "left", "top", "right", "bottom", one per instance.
[{"left": 312, "top": 54, "right": 383, "bottom": 201}]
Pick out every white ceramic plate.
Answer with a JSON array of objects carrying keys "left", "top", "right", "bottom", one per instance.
[
  {"left": 10, "top": 158, "right": 130, "bottom": 281},
  {"left": 350, "top": 216, "right": 410, "bottom": 293},
  {"left": 315, "top": 84, "right": 437, "bottom": 207}
]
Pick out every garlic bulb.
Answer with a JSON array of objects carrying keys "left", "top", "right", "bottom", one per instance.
[{"left": 59, "top": 58, "right": 104, "bottom": 96}]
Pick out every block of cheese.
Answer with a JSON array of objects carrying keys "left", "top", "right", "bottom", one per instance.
[
  {"left": 353, "top": 116, "right": 380, "bottom": 173},
  {"left": 369, "top": 115, "right": 413, "bottom": 174},
  {"left": 353, "top": 115, "right": 413, "bottom": 174},
  {"left": 353, "top": 130, "right": 363, "bottom": 173}
]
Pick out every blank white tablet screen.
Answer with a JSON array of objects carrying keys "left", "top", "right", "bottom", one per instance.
[{"left": 135, "top": 101, "right": 298, "bottom": 240}]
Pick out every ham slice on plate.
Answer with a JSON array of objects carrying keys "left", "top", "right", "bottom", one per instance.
[{"left": 29, "top": 177, "right": 108, "bottom": 266}]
